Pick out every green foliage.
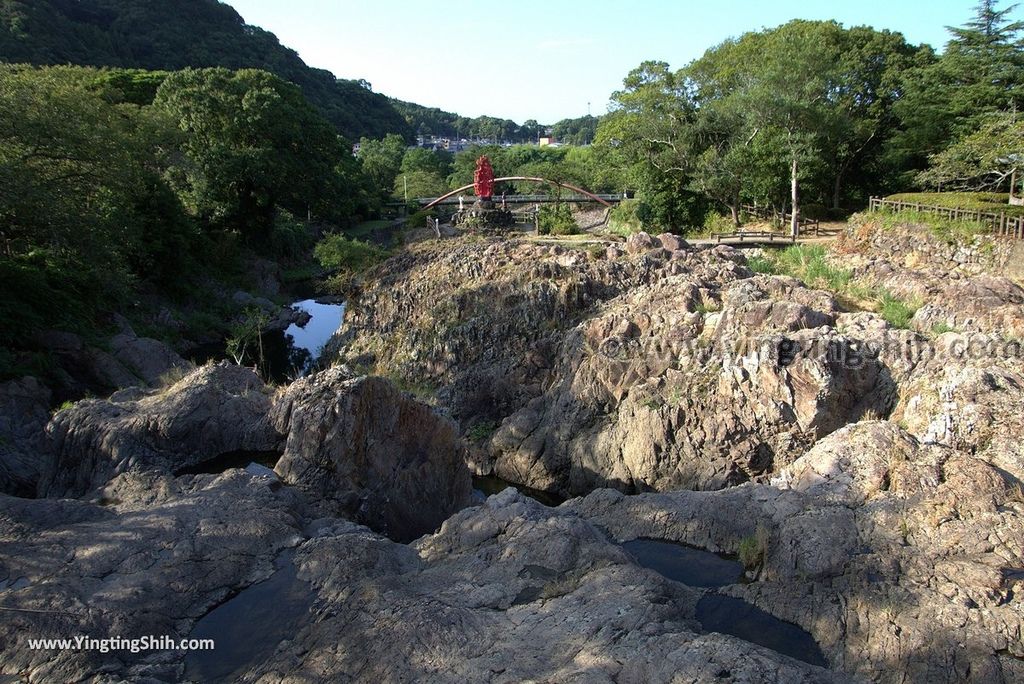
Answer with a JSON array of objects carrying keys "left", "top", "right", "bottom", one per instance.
[
  {"left": 757, "top": 244, "right": 920, "bottom": 327},
  {"left": 895, "top": 0, "right": 1024, "bottom": 161},
  {"left": 314, "top": 234, "right": 387, "bottom": 274},
  {"left": 878, "top": 292, "right": 920, "bottom": 329},
  {"left": 466, "top": 421, "right": 499, "bottom": 443},
  {"left": 745, "top": 254, "right": 779, "bottom": 274},
  {"left": 225, "top": 307, "right": 270, "bottom": 373},
  {"left": 775, "top": 245, "right": 853, "bottom": 292},
  {"left": 0, "top": 0, "right": 412, "bottom": 140},
  {"left": 550, "top": 115, "right": 599, "bottom": 145},
  {"left": 737, "top": 525, "right": 769, "bottom": 570},
  {"left": 866, "top": 205, "right": 996, "bottom": 241},
  {"left": 918, "top": 112, "right": 1024, "bottom": 191},
  {"left": 396, "top": 170, "right": 449, "bottom": 200},
  {"left": 537, "top": 204, "right": 579, "bottom": 236},
  {"left": 886, "top": 191, "right": 1015, "bottom": 210},
  {"left": 155, "top": 68, "right": 356, "bottom": 244},
  {"left": 702, "top": 212, "right": 736, "bottom": 235},
  {"left": 267, "top": 210, "right": 316, "bottom": 260},
  {"left": 0, "top": 64, "right": 201, "bottom": 344},
  {"left": 607, "top": 200, "right": 644, "bottom": 236},
  {"left": 358, "top": 134, "right": 407, "bottom": 204}
]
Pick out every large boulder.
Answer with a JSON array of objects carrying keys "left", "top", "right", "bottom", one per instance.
[
  {"left": 40, "top": 362, "right": 280, "bottom": 498},
  {"left": 0, "top": 377, "right": 52, "bottom": 496},
  {"left": 569, "top": 421, "right": 1024, "bottom": 684},
  {"left": 240, "top": 489, "right": 843, "bottom": 683},
  {"left": 271, "top": 367, "right": 473, "bottom": 541},
  {"left": 108, "top": 332, "right": 193, "bottom": 387},
  {"left": 330, "top": 238, "right": 748, "bottom": 425},
  {"left": 0, "top": 470, "right": 307, "bottom": 683},
  {"left": 489, "top": 275, "right": 885, "bottom": 496},
  {"left": 34, "top": 328, "right": 192, "bottom": 400}
]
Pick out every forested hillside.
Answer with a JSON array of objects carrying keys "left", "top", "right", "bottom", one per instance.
[{"left": 0, "top": 0, "right": 411, "bottom": 139}]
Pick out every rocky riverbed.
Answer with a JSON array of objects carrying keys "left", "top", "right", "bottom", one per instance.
[{"left": 1, "top": 225, "right": 1023, "bottom": 682}]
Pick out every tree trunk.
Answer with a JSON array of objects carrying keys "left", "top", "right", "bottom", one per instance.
[
  {"left": 730, "top": 204, "right": 740, "bottom": 227},
  {"left": 790, "top": 157, "right": 799, "bottom": 239},
  {"left": 832, "top": 172, "right": 843, "bottom": 211}
]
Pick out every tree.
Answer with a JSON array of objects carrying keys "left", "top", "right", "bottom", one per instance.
[
  {"left": 357, "top": 133, "right": 406, "bottom": 202},
  {"left": 918, "top": 111, "right": 1024, "bottom": 192},
  {"left": 896, "top": 1, "right": 1024, "bottom": 162},
  {"left": 155, "top": 67, "right": 351, "bottom": 244},
  {"left": 597, "top": 61, "right": 707, "bottom": 231}
]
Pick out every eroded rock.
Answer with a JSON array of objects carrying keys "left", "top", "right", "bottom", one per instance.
[{"left": 272, "top": 367, "right": 473, "bottom": 541}]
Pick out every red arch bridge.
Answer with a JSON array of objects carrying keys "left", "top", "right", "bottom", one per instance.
[{"left": 388, "top": 177, "right": 628, "bottom": 211}]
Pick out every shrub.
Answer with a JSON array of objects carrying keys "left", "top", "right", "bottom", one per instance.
[
  {"left": 313, "top": 234, "right": 388, "bottom": 273},
  {"left": 466, "top": 421, "right": 499, "bottom": 443},
  {"left": 745, "top": 254, "right": 778, "bottom": 274},
  {"left": 606, "top": 199, "right": 643, "bottom": 237},
  {"left": 702, "top": 212, "right": 735, "bottom": 235},
  {"left": 537, "top": 204, "right": 579, "bottom": 236},
  {"left": 267, "top": 209, "right": 315, "bottom": 259},
  {"left": 737, "top": 524, "right": 769, "bottom": 571}
]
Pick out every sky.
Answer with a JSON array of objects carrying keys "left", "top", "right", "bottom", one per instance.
[{"left": 225, "top": 0, "right": 1018, "bottom": 124}]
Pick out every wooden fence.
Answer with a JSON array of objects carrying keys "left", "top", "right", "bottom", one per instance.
[
  {"left": 868, "top": 196, "right": 1024, "bottom": 239},
  {"left": 741, "top": 204, "right": 821, "bottom": 236}
]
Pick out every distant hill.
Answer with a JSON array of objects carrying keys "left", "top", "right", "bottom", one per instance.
[{"left": 0, "top": 0, "right": 411, "bottom": 140}]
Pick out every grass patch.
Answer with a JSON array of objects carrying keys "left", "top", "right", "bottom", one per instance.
[
  {"left": 774, "top": 244, "right": 852, "bottom": 292},
  {"left": 745, "top": 254, "right": 778, "bottom": 274},
  {"left": 737, "top": 524, "right": 769, "bottom": 571},
  {"left": 754, "top": 244, "right": 920, "bottom": 328},
  {"left": 466, "top": 420, "right": 499, "bottom": 443},
  {"left": 886, "top": 192, "right": 1024, "bottom": 218},
  {"left": 606, "top": 199, "right": 643, "bottom": 237},
  {"left": 878, "top": 292, "right": 919, "bottom": 329}
]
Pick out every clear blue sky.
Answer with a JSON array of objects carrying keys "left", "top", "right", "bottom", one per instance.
[{"left": 225, "top": 0, "right": 1017, "bottom": 123}]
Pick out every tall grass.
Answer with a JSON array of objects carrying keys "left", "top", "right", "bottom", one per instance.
[{"left": 753, "top": 244, "right": 920, "bottom": 328}]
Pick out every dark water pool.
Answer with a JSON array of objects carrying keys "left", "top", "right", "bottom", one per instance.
[
  {"left": 184, "top": 550, "right": 313, "bottom": 681},
  {"left": 174, "top": 450, "right": 281, "bottom": 476},
  {"left": 696, "top": 594, "right": 828, "bottom": 668},
  {"left": 472, "top": 473, "right": 566, "bottom": 507},
  {"left": 622, "top": 537, "right": 826, "bottom": 667},
  {"left": 621, "top": 538, "right": 743, "bottom": 588}
]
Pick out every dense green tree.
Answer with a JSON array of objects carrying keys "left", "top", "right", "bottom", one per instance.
[
  {"left": 400, "top": 147, "right": 453, "bottom": 178},
  {"left": 0, "top": 64, "right": 197, "bottom": 347},
  {"left": 0, "top": 0, "right": 412, "bottom": 140},
  {"left": 551, "top": 115, "right": 599, "bottom": 145},
  {"left": 154, "top": 67, "right": 352, "bottom": 244},
  {"left": 896, "top": 1, "right": 1024, "bottom": 163},
  {"left": 357, "top": 133, "right": 407, "bottom": 203},
  {"left": 918, "top": 111, "right": 1024, "bottom": 191}
]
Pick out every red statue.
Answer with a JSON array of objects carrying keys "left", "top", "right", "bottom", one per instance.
[{"left": 473, "top": 156, "right": 495, "bottom": 199}]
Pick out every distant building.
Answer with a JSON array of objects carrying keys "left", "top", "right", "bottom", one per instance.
[{"left": 539, "top": 136, "right": 555, "bottom": 147}]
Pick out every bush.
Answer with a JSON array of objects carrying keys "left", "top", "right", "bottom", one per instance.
[
  {"left": 537, "top": 204, "right": 579, "bottom": 236},
  {"left": 267, "top": 209, "right": 315, "bottom": 259},
  {"left": 313, "top": 234, "right": 388, "bottom": 273},
  {"left": 607, "top": 199, "right": 643, "bottom": 237},
  {"left": 737, "top": 524, "right": 769, "bottom": 571},
  {"left": 702, "top": 212, "right": 735, "bottom": 235}
]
